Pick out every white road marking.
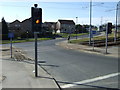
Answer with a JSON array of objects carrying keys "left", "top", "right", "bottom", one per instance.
[{"left": 61, "top": 72, "right": 120, "bottom": 88}]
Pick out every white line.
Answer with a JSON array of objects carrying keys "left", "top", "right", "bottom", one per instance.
[{"left": 61, "top": 72, "right": 120, "bottom": 88}]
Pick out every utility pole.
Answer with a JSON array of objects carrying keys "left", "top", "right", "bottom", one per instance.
[
  {"left": 114, "top": 3, "right": 118, "bottom": 43},
  {"left": 89, "top": 0, "right": 92, "bottom": 45}
]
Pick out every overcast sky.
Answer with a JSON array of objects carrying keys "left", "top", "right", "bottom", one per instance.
[{"left": 0, "top": 0, "right": 119, "bottom": 26}]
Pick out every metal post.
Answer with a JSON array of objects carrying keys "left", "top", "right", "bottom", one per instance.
[
  {"left": 92, "top": 36, "right": 94, "bottom": 51},
  {"left": 34, "top": 32, "right": 38, "bottom": 77},
  {"left": 105, "top": 26, "right": 108, "bottom": 54},
  {"left": 89, "top": 0, "right": 92, "bottom": 45},
  {"left": 76, "top": 17, "right": 78, "bottom": 39},
  {"left": 10, "top": 37, "right": 12, "bottom": 58},
  {"left": 114, "top": 3, "right": 118, "bottom": 43}
]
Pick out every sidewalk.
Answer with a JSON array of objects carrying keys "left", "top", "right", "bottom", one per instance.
[
  {"left": 0, "top": 46, "right": 60, "bottom": 89},
  {"left": 56, "top": 40, "right": 119, "bottom": 58}
]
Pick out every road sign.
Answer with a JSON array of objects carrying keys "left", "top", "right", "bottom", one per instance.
[
  {"left": 92, "top": 30, "right": 97, "bottom": 35},
  {"left": 8, "top": 33, "right": 14, "bottom": 38},
  {"left": 8, "top": 32, "right": 14, "bottom": 58}
]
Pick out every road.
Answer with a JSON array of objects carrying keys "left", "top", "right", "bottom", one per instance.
[{"left": 11, "top": 38, "right": 119, "bottom": 89}]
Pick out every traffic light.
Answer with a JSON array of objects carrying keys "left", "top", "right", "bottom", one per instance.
[
  {"left": 106, "top": 22, "right": 112, "bottom": 34},
  {"left": 31, "top": 6, "right": 42, "bottom": 32}
]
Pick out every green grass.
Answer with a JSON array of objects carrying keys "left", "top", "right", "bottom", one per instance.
[
  {"left": 57, "top": 33, "right": 88, "bottom": 38},
  {"left": 69, "top": 33, "right": 120, "bottom": 44},
  {"left": 1, "top": 38, "right": 52, "bottom": 44}
]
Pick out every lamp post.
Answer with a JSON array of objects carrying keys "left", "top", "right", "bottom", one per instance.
[
  {"left": 89, "top": 0, "right": 92, "bottom": 45},
  {"left": 114, "top": 3, "right": 118, "bottom": 43}
]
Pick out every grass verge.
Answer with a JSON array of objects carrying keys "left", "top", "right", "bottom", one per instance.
[
  {"left": 1, "top": 38, "right": 52, "bottom": 44},
  {"left": 57, "top": 33, "right": 88, "bottom": 38},
  {"left": 69, "top": 33, "right": 120, "bottom": 47}
]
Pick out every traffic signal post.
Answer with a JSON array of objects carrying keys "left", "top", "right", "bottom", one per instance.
[
  {"left": 105, "top": 22, "right": 112, "bottom": 54},
  {"left": 34, "top": 32, "right": 38, "bottom": 77},
  {"left": 31, "top": 4, "right": 42, "bottom": 77}
]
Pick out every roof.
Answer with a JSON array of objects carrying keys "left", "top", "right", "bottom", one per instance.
[
  {"left": 58, "top": 20, "right": 75, "bottom": 25},
  {"left": 21, "top": 18, "right": 31, "bottom": 23},
  {"left": 44, "top": 22, "right": 56, "bottom": 24},
  {"left": 10, "top": 20, "right": 21, "bottom": 24}
]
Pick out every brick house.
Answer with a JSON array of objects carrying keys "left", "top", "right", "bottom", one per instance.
[{"left": 56, "top": 20, "right": 75, "bottom": 33}]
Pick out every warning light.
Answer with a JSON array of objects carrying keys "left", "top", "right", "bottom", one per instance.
[{"left": 36, "top": 20, "right": 40, "bottom": 24}]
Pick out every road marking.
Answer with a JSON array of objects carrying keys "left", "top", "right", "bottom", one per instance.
[{"left": 61, "top": 72, "right": 120, "bottom": 88}]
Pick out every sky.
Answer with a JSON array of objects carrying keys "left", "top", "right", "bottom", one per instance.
[{"left": 0, "top": 0, "right": 119, "bottom": 26}]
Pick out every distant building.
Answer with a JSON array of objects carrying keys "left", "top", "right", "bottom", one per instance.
[
  {"left": 21, "top": 18, "right": 32, "bottom": 33},
  {"left": 8, "top": 18, "right": 33, "bottom": 38},
  {"left": 8, "top": 18, "right": 56, "bottom": 38},
  {"left": 56, "top": 20, "right": 75, "bottom": 33},
  {"left": 42, "top": 22, "right": 56, "bottom": 33},
  {"left": 8, "top": 20, "right": 22, "bottom": 37}
]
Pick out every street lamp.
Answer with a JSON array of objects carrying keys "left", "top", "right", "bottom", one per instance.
[
  {"left": 89, "top": 0, "right": 92, "bottom": 45},
  {"left": 114, "top": 2, "right": 119, "bottom": 43}
]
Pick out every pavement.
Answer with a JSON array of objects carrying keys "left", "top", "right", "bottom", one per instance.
[
  {"left": 56, "top": 40, "right": 119, "bottom": 58},
  {"left": 0, "top": 46, "right": 60, "bottom": 89}
]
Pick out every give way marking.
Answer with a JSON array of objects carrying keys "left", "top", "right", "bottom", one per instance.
[{"left": 61, "top": 72, "right": 120, "bottom": 88}]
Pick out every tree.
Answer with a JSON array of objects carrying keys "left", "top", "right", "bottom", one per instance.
[
  {"left": 76, "top": 24, "right": 88, "bottom": 33},
  {"left": 2, "top": 17, "right": 9, "bottom": 40}
]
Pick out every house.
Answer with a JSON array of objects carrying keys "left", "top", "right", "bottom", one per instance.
[
  {"left": 42, "top": 22, "right": 56, "bottom": 34},
  {"left": 8, "top": 20, "right": 22, "bottom": 37},
  {"left": 56, "top": 20, "right": 75, "bottom": 33},
  {"left": 8, "top": 18, "right": 56, "bottom": 38},
  {"left": 21, "top": 18, "right": 32, "bottom": 33},
  {"left": 8, "top": 18, "right": 33, "bottom": 38},
  {"left": 9, "top": 20, "right": 21, "bottom": 31}
]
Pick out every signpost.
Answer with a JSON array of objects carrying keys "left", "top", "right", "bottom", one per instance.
[
  {"left": 31, "top": 4, "right": 42, "bottom": 77},
  {"left": 8, "top": 32, "right": 14, "bottom": 58},
  {"left": 91, "top": 31, "right": 96, "bottom": 51},
  {"left": 105, "top": 26, "right": 108, "bottom": 54}
]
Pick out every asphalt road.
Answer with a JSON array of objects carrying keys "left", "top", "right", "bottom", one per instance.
[{"left": 12, "top": 38, "right": 119, "bottom": 89}]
